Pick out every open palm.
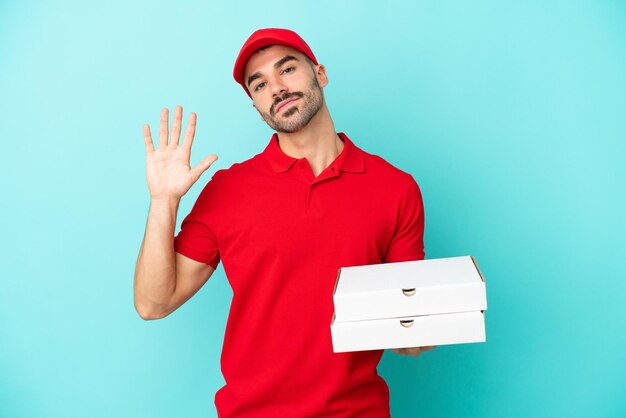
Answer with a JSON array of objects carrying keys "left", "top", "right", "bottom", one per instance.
[{"left": 143, "top": 106, "right": 218, "bottom": 200}]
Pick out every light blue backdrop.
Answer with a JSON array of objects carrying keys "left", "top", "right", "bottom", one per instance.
[{"left": 1, "top": 1, "right": 624, "bottom": 417}]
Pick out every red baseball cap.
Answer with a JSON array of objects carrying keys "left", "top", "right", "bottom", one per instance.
[{"left": 233, "top": 28, "right": 319, "bottom": 98}]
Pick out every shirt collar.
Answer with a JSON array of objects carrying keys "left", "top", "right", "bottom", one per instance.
[{"left": 262, "top": 132, "right": 365, "bottom": 174}]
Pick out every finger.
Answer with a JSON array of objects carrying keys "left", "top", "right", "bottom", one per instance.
[
  {"left": 158, "top": 108, "right": 169, "bottom": 149},
  {"left": 182, "top": 112, "right": 197, "bottom": 150},
  {"left": 190, "top": 154, "right": 218, "bottom": 181},
  {"left": 169, "top": 105, "right": 183, "bottom": 147},
  {"left": 393, "top": 347, "right": 425, "bottom": 356},
  {"left": 143, "top": 124, "right": 155, "bottom": 154},
  {"left": 405, "top": 348, "right": 422, "bottom": 357}
]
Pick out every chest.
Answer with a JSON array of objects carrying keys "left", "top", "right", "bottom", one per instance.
[{"left": 216, "top": 174, "right": 399, "bottom": 266}]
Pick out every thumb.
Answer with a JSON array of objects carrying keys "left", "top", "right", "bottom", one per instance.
[{"left": 191, "top": 154, "right": 218, "bottom": 181}]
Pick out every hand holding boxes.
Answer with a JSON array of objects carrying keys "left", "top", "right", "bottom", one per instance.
[{"left": 330, "top": 256, "right": 487, "bottom": 353}]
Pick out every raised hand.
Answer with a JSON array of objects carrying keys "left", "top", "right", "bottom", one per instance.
[{"left": 143, "top": 106, "right": 218, "bottom": 200}]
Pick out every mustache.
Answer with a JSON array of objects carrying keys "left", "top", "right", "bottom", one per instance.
[{"left": 270, "top": 92, "right": 304, "bottom": 115}]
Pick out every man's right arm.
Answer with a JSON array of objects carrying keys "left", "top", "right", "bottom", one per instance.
[
  {"left": 133, "top": 197, "right": 215, "bottom": 320},
  {"left": 133, "top": 106, "right": 218, "bottom": 320}
]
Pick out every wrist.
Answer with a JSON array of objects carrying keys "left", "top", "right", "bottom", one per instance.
[{"left": 150, "top": 195, "right": 181, "bottom": 208}]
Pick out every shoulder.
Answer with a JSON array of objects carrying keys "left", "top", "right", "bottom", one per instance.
[
  {"left": 204, "top": 151, "right": 264, "bottom": 185},
  {"left": 357, "top": 149, "right": 424, "bottom": 228},
  {"left": 361, "top": 148, "right": 420, "bottom": 192},
  {"left": 193, "top": 151, "right": 265, "bottom": 202}
]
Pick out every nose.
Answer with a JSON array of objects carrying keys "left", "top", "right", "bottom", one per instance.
[{"left": 270, "top": 75, "right": 288, "bottom": 98}]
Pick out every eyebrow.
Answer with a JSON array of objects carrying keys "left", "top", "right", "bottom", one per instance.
[{"left": 247, "top": 55, "right": 300, "bottom": 88}]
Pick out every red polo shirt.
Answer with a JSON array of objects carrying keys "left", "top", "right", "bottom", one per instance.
[{"left": 174, "top": 132, "right": 425, "bottom": 417}]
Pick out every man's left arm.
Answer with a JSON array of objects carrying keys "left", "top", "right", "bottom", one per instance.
[
  {"left": 383, "top": 175, "right": 435, "bottom": 357},
  {"left": 383, "top": 174, "right": 425, "bottom": 264}
]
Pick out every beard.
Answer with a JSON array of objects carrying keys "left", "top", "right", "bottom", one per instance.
[{"left": 259, "top": 76, "right": 324, "bottom": 133}]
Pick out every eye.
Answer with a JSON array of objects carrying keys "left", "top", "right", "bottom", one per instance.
[
  {"left": 254, "top": 81, "right": 267, "bottom": 92},
  {"left": 282, "top": 66, "right": 295, "bottom": 74}
]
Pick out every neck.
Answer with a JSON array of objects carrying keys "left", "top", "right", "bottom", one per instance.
[{"left": 276, "top": 103, "right": 344, "bottom": 177}]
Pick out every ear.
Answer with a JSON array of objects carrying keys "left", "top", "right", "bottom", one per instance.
[{"left": 315, "top": 64, "right": 329, "bottom": 88}]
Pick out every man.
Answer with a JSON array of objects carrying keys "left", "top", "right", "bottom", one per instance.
[{"left": 134, "top": 28, "right": 434, "bottom": 417}]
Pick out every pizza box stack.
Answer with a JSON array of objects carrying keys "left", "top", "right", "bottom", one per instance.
[{"left": 330, "top": 256, "right": 488, "bottom": 353}]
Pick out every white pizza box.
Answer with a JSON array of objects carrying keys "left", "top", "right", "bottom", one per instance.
[
  {"left": 331, "top": 310, "right": 486, "bottom": 353},
  {"left": 333, "top": 256, "right": 487, "bottom": 323}
]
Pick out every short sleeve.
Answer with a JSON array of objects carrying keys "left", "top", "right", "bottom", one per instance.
[
  {"left": 382, "top": 175, "right": 425, "bottom": 263},
  {"left": 174, "top": 177, "right": 221, "bottom": 269}
]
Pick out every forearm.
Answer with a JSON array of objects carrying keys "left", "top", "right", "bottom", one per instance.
[{"left": 134, "top": 197, "right": 181, "bottom": 319}]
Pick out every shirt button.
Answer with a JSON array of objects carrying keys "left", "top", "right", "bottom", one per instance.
[{"left": 331, "top": 167, "right": 336, "bottom": 171}]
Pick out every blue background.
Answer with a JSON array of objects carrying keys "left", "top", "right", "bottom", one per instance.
[{"left": 1, "top": 1, "right": 625, "bottom": 417}]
